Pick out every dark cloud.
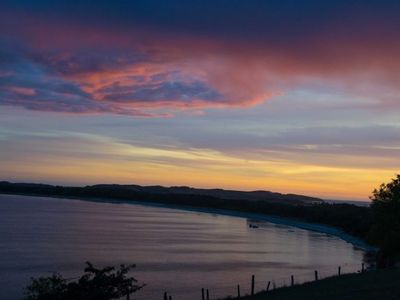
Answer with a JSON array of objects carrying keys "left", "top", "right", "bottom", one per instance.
[
  {"left": 0, "top": 40, "right": 97, "bottom": 113},
  {"left": 101, "top": 81, "right": 222, "bottom": 103},
  {"left": 33, "top": 49, "right": 149, "bottom": 76},
  {"left": 3, "top": 1, "right": 399, "bottom": 44},
  {"left": 0, "top": 39, "right": 222, "bottom": 115}
]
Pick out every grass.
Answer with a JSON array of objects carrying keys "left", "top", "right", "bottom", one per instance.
[{"left": 228, "top": 268, "right": 400, "bottom": 300}]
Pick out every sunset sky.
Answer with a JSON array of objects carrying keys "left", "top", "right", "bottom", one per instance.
[{"left": 1, "top": 1, "right": 399, "bottom": 200}]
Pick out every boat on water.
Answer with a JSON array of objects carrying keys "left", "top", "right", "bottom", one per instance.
[{"left": 249, "top": 224, "right": 259, "bottom": 228}]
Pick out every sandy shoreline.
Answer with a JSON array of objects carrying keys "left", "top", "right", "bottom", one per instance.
[{"left": 1, "top": 192, "right": 378, "bottom": 252}]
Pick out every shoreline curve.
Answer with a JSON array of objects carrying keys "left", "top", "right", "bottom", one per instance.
[{"left": 1, "top": 192, "right": 378, "bottom": 252}]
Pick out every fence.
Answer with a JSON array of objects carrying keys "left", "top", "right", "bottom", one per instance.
[{"left": 150, "top": 263, "right": 367, "bottom": 300}]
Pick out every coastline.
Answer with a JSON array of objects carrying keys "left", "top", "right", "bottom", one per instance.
[
  {"left": 0, "top": 192, "right": 377, "bottom": 252},
  {"left": 123, "top": 200, "right": 377, "bottom": 252}
]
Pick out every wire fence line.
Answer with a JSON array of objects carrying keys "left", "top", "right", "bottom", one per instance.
[{"left": 155, "top": 263, "right": 369, "bottom": 300}]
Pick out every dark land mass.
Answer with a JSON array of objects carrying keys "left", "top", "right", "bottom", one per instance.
[
  {"left": 0, "top": 181, "right": 373, "bottom": 245},
  {"left": 234, "top": 268, "right": 400, "bottom": 300},
  {"left": 0, "top": 181, "right": 323, "bottom": 205},
  {"left": 123, "top": 184, "right": 324, "bottom": 204}
]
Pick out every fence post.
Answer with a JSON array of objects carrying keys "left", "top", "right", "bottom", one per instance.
[
  {"left": 266, "top": 281, "right": 271, "bottom": 292},
  {"left": 164, "top": 292, "right": 168, "bottom": 300},
  {"left": 201, "top": 288, "right": 205, "bottom": 300},
  {"left": 127, "top": 291, "right": 130, "bottom": 300},
  {"left": 291, "top": 275, "right": 294, "bottom": 286},
  {"left": 314, "top": 270, "right": 318, "bottom": 281},
  {"left": 251, "top": 275, "right": 255, "bottom": 295},
  {"left": 206, "top": 289, "right": 210, "bottom": 300},
  {"left": 237, "top": 284, "right": 241, "bottom": 298},
  {"left": 338, "top": 266, "right": 341, "bottom": 276},
  {"left": 169, "top": 296, "right": 172, "bottom": 300}
]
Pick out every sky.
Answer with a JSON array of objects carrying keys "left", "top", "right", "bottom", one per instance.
[{"left": 1, "top": 0, "right": 400, "bottom": 200}]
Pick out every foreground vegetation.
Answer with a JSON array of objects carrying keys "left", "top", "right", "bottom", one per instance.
[
  {"left": 235, "top": 268, "right": 400, "bottom": 300},
  {"left": 369, "top": 174, "right": 400, "bottom": 265},
  {"left": 25, "top": 262, "right": 144, "bottom": 300}
]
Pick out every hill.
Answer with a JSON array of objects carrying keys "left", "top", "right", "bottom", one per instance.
[{"left": 90, "top": 183, "right": 323, "bottom": 205}]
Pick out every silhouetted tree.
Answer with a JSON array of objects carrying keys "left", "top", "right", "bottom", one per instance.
[
  {"left": 25, "top": 262, "right": 145, "bottom": 300},
  {"left": 25, "top": 274, "right": 67, "bottom": 300},
  {"left": 369, "top": 174, "right": 400, "bottom": 266}
]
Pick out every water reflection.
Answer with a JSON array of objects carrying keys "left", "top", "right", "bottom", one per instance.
[{"left": 0, "top": 194, "right": 366, "bottom": 299}]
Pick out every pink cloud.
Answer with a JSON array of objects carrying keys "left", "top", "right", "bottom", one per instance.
[
  {"left": 8, "top": 86, "right": 36, "bottom": 96},
  {"left": 1, "top": 7, "right": 400, "bottom": 116}
]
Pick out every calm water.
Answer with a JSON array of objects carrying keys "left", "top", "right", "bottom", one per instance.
[{"left": 0, "top": 194, "right": 365, "bottom": 299}]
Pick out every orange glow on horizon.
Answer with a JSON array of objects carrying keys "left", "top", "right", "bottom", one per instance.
[{"left": 0, "top": 137, "right": 394, "bottom": 201}]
